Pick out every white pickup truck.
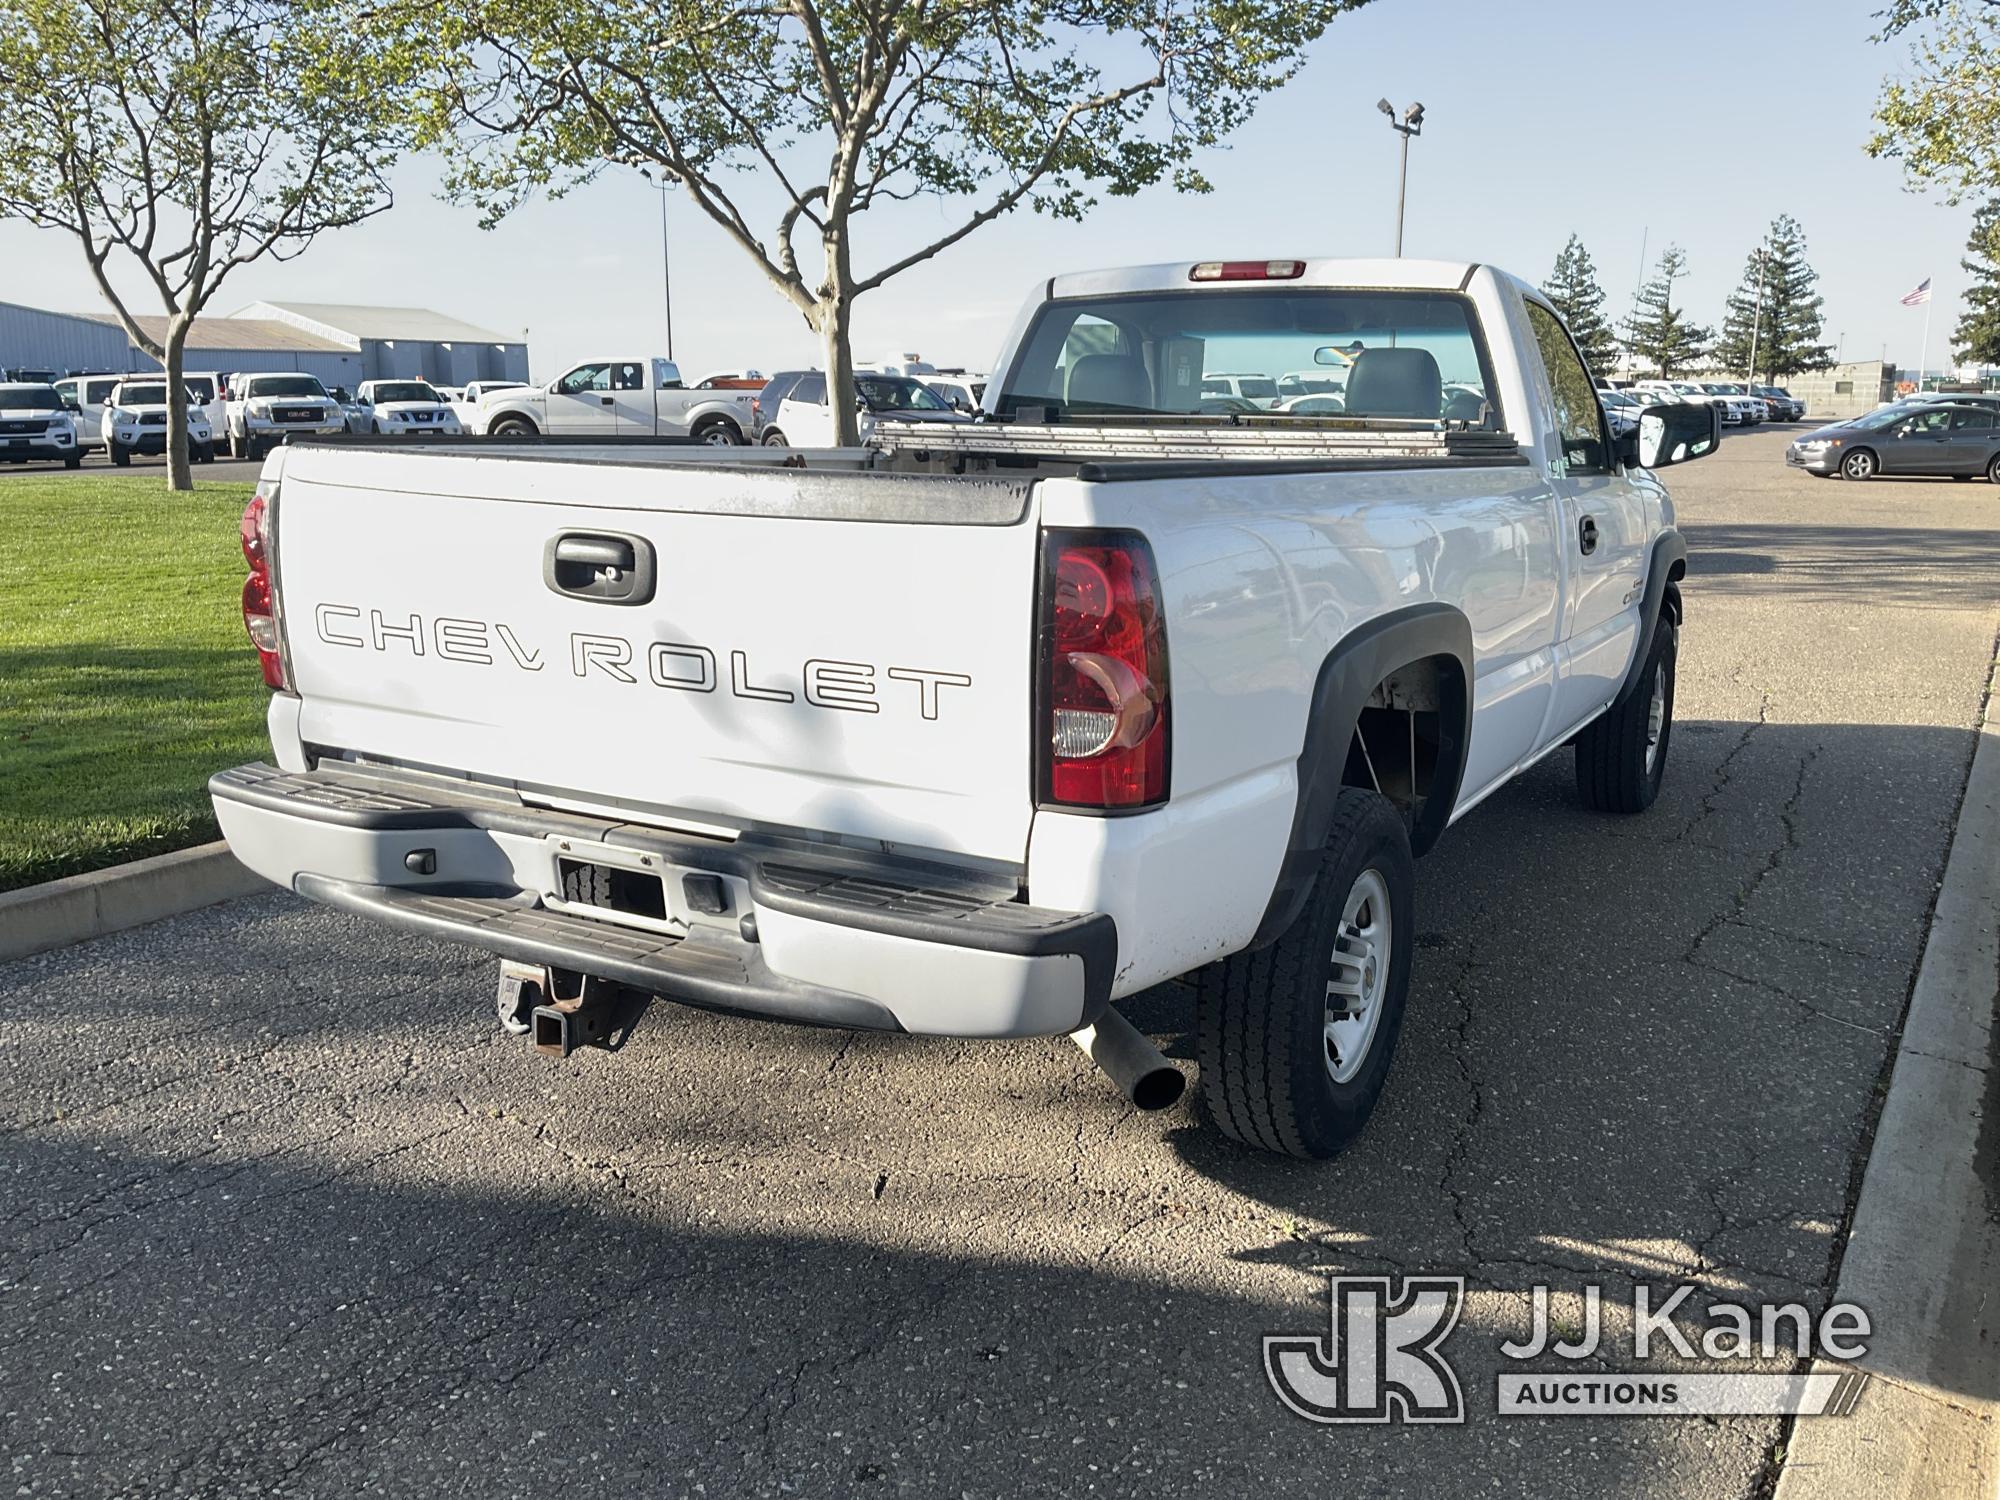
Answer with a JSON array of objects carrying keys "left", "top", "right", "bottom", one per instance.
[
  {"left": 211, "top": 257, "right": 1714, "bottom": 1158},
  {"left": 474, "top": 359, "right": 756, "bottom": 446}
]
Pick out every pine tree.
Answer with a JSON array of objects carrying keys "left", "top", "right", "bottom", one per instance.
[
  {"left": 1954, "top": 200, "right": 2000, "bottom": 368},
  {"left": 1712, "top": 215, "right": 1835, "bottom": 383},
  {"left": 1623, "top": 245, "right": 1711, "bottom": 378},
  {"left": 1541, "top": 234, "right": 1620, "bottom": 372}
]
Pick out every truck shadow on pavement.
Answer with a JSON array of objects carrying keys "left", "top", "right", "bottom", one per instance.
[{"left": 0, "top": 721, "right": 1989, "bottom": 1497}]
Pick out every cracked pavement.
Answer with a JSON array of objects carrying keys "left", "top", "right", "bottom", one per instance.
[{"left": 4, "top": 427, "right": 1998, "bottom": 1498}]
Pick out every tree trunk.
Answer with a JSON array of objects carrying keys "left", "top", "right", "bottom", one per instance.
[
  {"left": 164, "top": 315, "right": 194, "bottom": 492},
  {"left": 820, "top": 237, "right": 861, "bottom": 447}
]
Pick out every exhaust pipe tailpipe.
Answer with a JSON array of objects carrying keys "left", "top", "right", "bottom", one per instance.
[{"left": 1071, "top": 1007, "right": 1186, "bottom": 1112}]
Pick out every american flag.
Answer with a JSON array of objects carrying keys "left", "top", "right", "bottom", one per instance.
[{"left": 1901, "top": 278, "right": 1933, "bottom": 306}]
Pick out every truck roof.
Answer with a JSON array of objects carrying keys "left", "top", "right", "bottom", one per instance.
[{"left": 1046, "top": 258, "right": 1487, "bottom": 300}]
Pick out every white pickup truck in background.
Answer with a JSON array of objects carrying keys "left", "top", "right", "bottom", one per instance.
[
  {"left": 211, "top": 257, "right": 1713, "bottom": 1158},
  {"left": 475, "top": 359, "right": 756, "bottom": 446}
]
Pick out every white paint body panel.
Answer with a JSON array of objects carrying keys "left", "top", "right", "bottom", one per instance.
[{"left": 241, "top": 258, "right": 1681, "bottom": 1026}]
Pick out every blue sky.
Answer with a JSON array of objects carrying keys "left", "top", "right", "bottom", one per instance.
[{"left": 1, "top": 0, "right": 1977, "bottom": 379}]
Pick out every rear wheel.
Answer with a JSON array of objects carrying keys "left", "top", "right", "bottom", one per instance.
[
  {"left": 1195, "top": 788, "right": 1415, "bottom": 1159},
  {"left": 1841, "top": 448, "right": 1877, "bottom": 480},
  {"left": 1576, "top": 611, "right": 1677, "bottom": 813},
  {"left": 760, "top": 429, "right": 789, "bottom": 447},
  {"left": 692, "top": 417, "right": 742, "bottom": 447}
]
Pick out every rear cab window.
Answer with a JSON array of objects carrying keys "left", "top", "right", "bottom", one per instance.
[{"left": 995, "top": 288, "right": 1503, "bottom": 429}]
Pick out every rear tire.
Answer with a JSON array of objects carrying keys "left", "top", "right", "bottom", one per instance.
[
  {"left": 1988, "top": 454, "right": 2000, "bottom": 485},
  {"left": 692, "top": 417, "right": 742, "bottom": 447},
  {"left": 1195, "top": 788, "right": 1415, "bottom": 1159},
  {"left": 1576, "top": 611, "right": 1677, "bottom": 814}
]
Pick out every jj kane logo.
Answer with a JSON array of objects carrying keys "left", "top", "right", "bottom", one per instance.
[{"left": 1267, "top": 1276, "right": 1874, "bottom": 1425}]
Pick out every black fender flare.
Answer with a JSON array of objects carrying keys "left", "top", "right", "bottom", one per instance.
[
  {"left": 1611, "top": 529, "right": 1687, "bottom": 707},
  {"left": 1250, "top": 602, "right": 1475, "bottom": 948}
]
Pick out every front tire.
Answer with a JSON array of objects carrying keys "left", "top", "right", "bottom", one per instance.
[
  {"left": 1195, "top": 788, "right": 1415, "bottom": 1159},
  {"left": 109, "top": 441, "right": 130, "bottom": 467},
  {"left": 1841, "top": 448, "right": 1878, "bottom": 480},
  {"left": 1576, "top": 611, "right": 1677, "bottom": 813},
  {"left": 228, "top": 430, "right": 247, "bottom": 460},
  {"left": 63, "top": 454, "right": 81, "bottom": 470},
  {"left": 760, "top": 428, "right": 789, "bottom": 447},
  {"left": 491, "top": 416, "right": 538, "bottom": 438}
]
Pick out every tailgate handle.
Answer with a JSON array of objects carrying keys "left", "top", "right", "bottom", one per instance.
[{"left": 544, "top": 532, "right": 656, "bottom": 606}]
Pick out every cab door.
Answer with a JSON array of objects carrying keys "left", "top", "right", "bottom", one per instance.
[
  {"left": 608, "top": 360, "right": 656, "bottom": 435},
  {"left": 1523, "top": 301, "right": 1650, "bottom": 740},
  {"left": 545, "top": 363, "right": 617, "bottom": 435}
]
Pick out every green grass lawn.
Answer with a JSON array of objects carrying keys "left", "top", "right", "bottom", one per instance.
[{"left": 0, "top": 473, "right": 267, "bottom": 891}]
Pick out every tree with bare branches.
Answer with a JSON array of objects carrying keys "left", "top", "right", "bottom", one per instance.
[
  {"left": 0, "top": 0, "right": 416, "bottom": 489},
  {"left": 425, "top": 0, "right": 1369, "bottom": 443}
]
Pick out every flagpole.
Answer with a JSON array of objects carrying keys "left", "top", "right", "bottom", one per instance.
[{"left": 1917, "top": 278, "right": 1934, "bottom": 393}]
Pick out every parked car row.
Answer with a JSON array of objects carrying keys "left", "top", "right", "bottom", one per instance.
[{"left": 1619, "top": 380, "right": 1804, "bottom": 426}]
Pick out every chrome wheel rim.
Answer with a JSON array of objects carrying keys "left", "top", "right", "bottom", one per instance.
[
  {"left": 1325, "top": 869, "right": 1391, "bottom": 1085},
  {"left": 1643, "top": 662, "right": 1667, "bottom": 775},
  {"left": 702, "top": 428, "right": 734, "bottom": 446}
]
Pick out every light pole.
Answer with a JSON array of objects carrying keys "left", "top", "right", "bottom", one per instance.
[
  {"left": 1745, "top": 247, "right": 1768, "bottom": 387},
  {"left": 638, "top": 169, "right": 676, "bottom": 362},
  {"left": 1376, "top": 99, "right": 1425, "bottom": 257}
]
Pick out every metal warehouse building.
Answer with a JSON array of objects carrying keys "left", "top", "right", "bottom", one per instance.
[
  {"left": 231, "top": 302, "right": 530, "bottom": 385},
  {"left": 1, "top": 298, "right": 527, "bottom": 389},
  {"left": 0, "top": 300, "right": 128, "bottom": 376}
]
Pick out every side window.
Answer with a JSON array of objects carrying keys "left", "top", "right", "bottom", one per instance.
[
  {"left": 53, "top": 379, "right": 75, "bottom": 404},
  {"left": 1950, "top": 407, "right": 1993, "bottom": 432},
  {"left": 611, "top": 362, "right": 645, "bottom": 391},
  {"left": 1524, "top": 302, "right": 1609, "bottom": 473},
  {"left": 792, "top": 373, "right": 826, "bottom": 405},
  {"left": 556, "top": 364, "right": 610, "bottom": 395},
  {"left": 1907, "top": 408, "right": 1951, "bottom": 433},
  {"left": 85, "top": 378, "right": 117, "bottom": 405}
]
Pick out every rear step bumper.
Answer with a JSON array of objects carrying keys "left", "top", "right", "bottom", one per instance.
[{"left": 210, "top": 762, "right": 1115, "bottom": 1038}]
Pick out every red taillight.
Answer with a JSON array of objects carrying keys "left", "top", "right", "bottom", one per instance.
[
  {"left": 1040, "top": 531, "right": 1169, "bottom": 809},
  {"left": 239, "top": 492, "right": 287, "bottom": 690},
  {"left": 1189, "top": 259, "right": 1306, "bottom": 282}
]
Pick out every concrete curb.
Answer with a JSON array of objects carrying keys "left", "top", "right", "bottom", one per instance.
[
  {"left": 0, "top": 841, "right": 272, "bottom": 963},
  {"left": 1775, "top": 651, "right": 2000, "bottom": 1500}
]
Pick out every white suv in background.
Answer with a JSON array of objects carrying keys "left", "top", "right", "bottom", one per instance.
[
  {"left": 352, "top": 379, "right": 464, "bottom": 437},
  {"left": 756, "top": 370, "right": 970, "bottom": 446},
  {"left": 225, "top": 373, "right": 346, "bottom": 459},
  {"left": 51, "top": 373, "right": 123, "bottom": 450},
  {"left": 0, "top": 382, "right": 82, "bottom": 467},
  {"left": 103, "top": 377, "right": 216, "bottom": 465}
]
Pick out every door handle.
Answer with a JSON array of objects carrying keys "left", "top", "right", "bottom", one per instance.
[
  {"left": 1578, "top": 515, "right": 1599, "bottom": 555},
  {"left": 600, "top": 396, "right": 615, "bottom": 406},
  {"left": 544, "top": 532, "right": 655, "bottom": 605},
  {"left": 555, "top": 536, "right": 634, "bottom": 571}
]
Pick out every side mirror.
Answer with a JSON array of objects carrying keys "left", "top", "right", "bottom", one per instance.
[
  {"left": 62, "top": 399, "right": 80, "bottom": 413},
  {"left": 1624, "top": 402, "right": 1719, "bottom": 469}
]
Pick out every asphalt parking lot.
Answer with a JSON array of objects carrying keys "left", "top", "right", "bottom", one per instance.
[
  {"left": 1, "top": 449, "right": 266, "bottom": 482},
  {"left": 4, "top": 425, "right": 1998, "bottom": 1499}
]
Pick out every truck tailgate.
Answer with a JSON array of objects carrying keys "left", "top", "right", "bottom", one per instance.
[{"left": 273, "top": 447, "right": 1039, "bottom": 864}]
